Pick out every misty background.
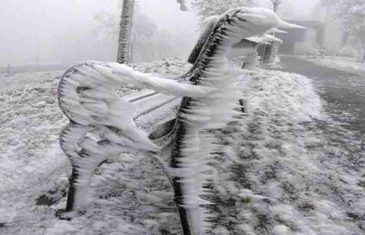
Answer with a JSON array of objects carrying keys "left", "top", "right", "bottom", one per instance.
[{"left": 0, "top": 0, "right": 322, "bottom": 68}]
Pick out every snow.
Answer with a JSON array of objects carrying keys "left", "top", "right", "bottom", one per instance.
[
  {"left": 0, "top": 71, "right": 70, "bottom": 234},
  {"left": 208, "top": 68, "right": 365, "bottom": 234},
  {"left": 0, "top": 58, "right": 364, "bottom": 234},
  {"left": 301, "top": 56, "right": 365, "bottom": 76}
]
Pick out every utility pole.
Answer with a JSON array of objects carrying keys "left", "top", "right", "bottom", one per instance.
[
  {"left": 36, "top": 44, "right": 40, "bottom": 65},
  {"left": 272, "top": 0, "right": 281, "bottom": 13},
  {"left": 116, "top": 0, "right": 135, "bottom": 64},
  {"left": 322, "top": 4, "right": 330, "bottom": 50},
  {"left": 7, "top": 63, "right": 11, "bottom": 76}
]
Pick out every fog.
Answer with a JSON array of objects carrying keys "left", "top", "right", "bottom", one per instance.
[
  {"left": 3, "top": 1, "right": 365, "bottom": 234},
  {"left": 0, "top": 0, "right": 321, "bottom": 67}
]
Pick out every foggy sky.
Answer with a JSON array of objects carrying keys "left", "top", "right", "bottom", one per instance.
[{"left": 0, "top": 0, "right": 320, "bottom": 67}]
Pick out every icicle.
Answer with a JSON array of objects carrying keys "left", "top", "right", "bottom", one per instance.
[
  {"left": 277, "top": 19, "right": 306, "bottom": 29},
  {"left": 270, "top": 28, "right": 288, "bottom": 34},
  {"left": 168, "top": 7, "right": 297, "bottom": 234}
]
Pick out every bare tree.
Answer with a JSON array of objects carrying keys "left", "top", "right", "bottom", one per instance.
[
  {"left": 177, "top": 0, "right": 188, "bottom": 11},
  {"left": 191, "top": 0, "right": 253, "bottom": 21},
  {"left": 116, "top": 0, "right": 188, "bottom": 63},
  {"left": 322, "top": 0, "right": 365, "bottom": 62},
  {"left": 117, "top": 0, "right": 135, "bottom": 64},
  {"left": 272, "top": 0, "right": 282, "bottom": 12}
]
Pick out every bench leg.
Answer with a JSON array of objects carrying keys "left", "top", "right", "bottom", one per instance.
[{"left": 59, "top": 123, "right": 108, "bottom": 213}]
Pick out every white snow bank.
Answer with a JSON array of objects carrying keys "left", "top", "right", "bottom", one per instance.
[{"left": 244, "top": 69, "right": 323, "bottom": 122}]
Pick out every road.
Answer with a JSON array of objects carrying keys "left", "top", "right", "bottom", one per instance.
[
  {"left": 276, "top": 56, "right": 365, "bottom": 234},
  {"left": 279, "top": 56, "right": 365, "bottom": 134}
]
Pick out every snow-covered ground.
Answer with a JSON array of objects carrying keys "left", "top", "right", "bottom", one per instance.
[
  {"left": 300, "top": 56, "right": 365, "bottom": 76},
  {"left": 0, "top": 60, "right": 364, "bottom": 234},
  {"left": 0, "top": 71, "right": 70, "bottom": 233}
]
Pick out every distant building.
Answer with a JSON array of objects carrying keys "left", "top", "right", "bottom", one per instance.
[
  {"left": 277, "top": 20, "right": 323, "bottom": 54},
  {"left": 277, "top": 3, "right": 344, "bottom": 55}
]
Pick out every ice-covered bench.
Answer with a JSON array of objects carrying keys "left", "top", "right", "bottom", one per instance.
[
  {"left": 57, "top": 62, "right": 204, "bottom": 212},
  {"left": 57, "top": 7, "right": 300, "bottom": 234},
  {"left": 61, "top": 88, "right": 180, "bottom": 208}
]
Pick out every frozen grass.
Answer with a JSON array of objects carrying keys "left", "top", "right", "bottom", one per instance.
[{"left": 0, "top": 61, "right": 364, "bottom": 234}]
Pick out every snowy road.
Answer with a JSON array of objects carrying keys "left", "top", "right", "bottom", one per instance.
[{"left": 280, "top": 56, "right": 365, "bottom": 134}]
